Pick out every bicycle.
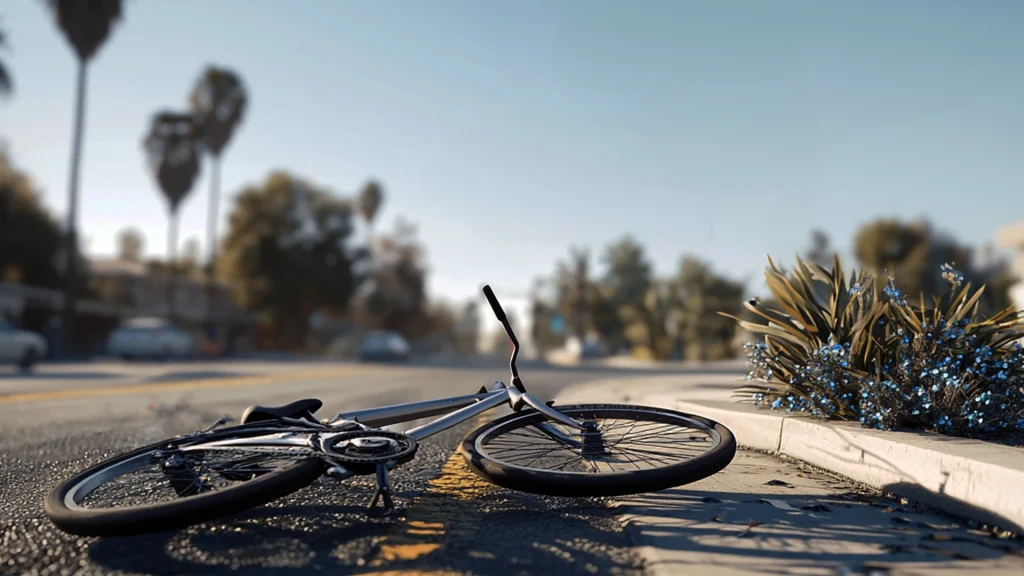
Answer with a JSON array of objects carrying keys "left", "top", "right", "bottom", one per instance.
[{"left": 45, "top": 286, "right": 737, "bottom": 537}]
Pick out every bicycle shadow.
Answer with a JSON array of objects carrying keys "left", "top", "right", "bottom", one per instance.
[
  {"left": 85, "top": 494, "right": 641, "bottom": 575},
  {"left": 87, "top": 500, "right": 390, "bottom": 575}
]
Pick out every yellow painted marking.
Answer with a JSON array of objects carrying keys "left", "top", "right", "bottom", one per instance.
[
  {"left": 467, "top": 550, "right": 496, "bottom": 560},
  {"left": 359, "top": 415, "right": 498, "bottom": 574},
  {"left": 405, "top": 529, "right": 444, "bottom": 536},
  {"left": 406, "top": 521, "right": 444, "bottom": 529},
  {"left": 375, "top": 542, "right": 443, "bottom": 562},
  {"left": 0, "top": 365, "right": 380, "bottom": 405},
  {"left": 358, "top": 565, "right": 458, "bottom": 569}
]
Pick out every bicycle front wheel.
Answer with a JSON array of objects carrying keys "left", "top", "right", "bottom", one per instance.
[
  {"left": 460, "top": 404, "right": 736, "bottom": 497},
  {"left": 45, "top": 426, "right": 324, "bottom": 537}
]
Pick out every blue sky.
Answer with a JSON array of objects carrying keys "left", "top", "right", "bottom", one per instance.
[{"left": 2, "top": 0, "right": 1023, "bottom": 305}]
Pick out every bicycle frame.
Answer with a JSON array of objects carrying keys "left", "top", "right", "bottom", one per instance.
[
  {"left": 193, "top": 380, "right": 587, "bottom": 476},
  {"left": 192, "top": 285, "right": 588, "bottom": 479}
]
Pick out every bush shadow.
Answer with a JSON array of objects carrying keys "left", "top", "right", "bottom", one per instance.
[
  {"left": 614, "top": 487, "right": 1024, "bottom": 575},
  {"left": 792, "top": 424, "right": 1024, "bottom": 534}
]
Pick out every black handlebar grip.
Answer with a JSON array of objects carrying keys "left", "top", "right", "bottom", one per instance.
[{"left": 482, "top": 285, "right": 507, "bottom": 322}]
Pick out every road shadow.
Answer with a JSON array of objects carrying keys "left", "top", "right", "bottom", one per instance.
[
  {"left": 615, "top": 487, "right": 1024, "bottom": 575},
  {"left": 145, "top": 370, "right": 256, "bottom": 383},
  {"left": 0, "top": 370, "right": 122, "bottom": 380},
  {"left": 85, "top": 477, "right": 643, "bottom": 575}
]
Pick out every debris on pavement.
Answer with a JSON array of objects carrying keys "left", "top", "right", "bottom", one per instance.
[{"left": 761, "top": 498, "right": 800, "bottom": 511}]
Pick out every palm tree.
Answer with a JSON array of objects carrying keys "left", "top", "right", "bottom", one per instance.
[
  {"left": 0, "top": 21, "right": 13, "bottom": 97},
  {"left": 46, "top": 0, "right": 123, "bottom": 353},
  {"left": 358, "top": 179, "right": 384, "bottom": 238},
  {"left": 142, "top": 112, "right": 202, "bottom": 320},
  {"left": 188, "top": 65, "right": 247, "bottom": 325}
]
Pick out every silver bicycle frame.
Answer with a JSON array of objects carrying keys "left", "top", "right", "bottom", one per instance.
[{"left": 192, "top": 381, "right": 587, "bottom": 478}]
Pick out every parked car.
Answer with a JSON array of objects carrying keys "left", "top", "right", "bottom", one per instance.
[
  {"left": 358, "top": 331, "right": 410, "bottom": 362},
  {"left": 106, "top": 317, "right": 196, "bottom": 360},
  {"left": 565, "top": 336, "right": 607, "bottom": 359},
  {"left": 0, "top": 319, "right": 47, "bottom": 372}
]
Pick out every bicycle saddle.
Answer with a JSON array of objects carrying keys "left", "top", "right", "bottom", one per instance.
[{"left": 240, "top": 398, "right": 324, "bottom": 424}]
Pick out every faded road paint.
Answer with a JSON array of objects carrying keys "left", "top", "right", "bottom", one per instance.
[
  {"left": 362, "top": 417, "right": 495, "bottom": 574},
  {"left": 0, "top": 365, "right": 380, "bottom": 405}
]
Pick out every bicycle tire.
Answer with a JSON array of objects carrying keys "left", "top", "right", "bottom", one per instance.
[
  {"left": 45, "top": 426, "right": 324, "bottom": 537},
  {"left": 460, "top": 403, "right": 736, "bottom": 497}
]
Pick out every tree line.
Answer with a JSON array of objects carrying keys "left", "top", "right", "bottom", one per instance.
[
  {"left": 1, "top": 2, "right": 455, "bottom": 353},
  {"left": 531, "top": 224, "right": 1014, "bottom": 361}
]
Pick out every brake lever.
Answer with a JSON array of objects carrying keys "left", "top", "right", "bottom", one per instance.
[{"left": 200, "top": 415, "right": 234, "bottom": 433}]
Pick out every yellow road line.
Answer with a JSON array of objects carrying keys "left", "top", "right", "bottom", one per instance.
[
  {"left": 0, "top": 365, "right": 378, "bottom": 405},
  {"left": 358, "top": 416, "right": 496, "bottom": 575}
]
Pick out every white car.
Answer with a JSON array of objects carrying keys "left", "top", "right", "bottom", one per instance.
[
  {"left": 106, "top": 318, "right": 195, "bottom": 360},
  {"left": 0, "top": 319, "right": 47, "bottom": 371},
  {"left": 358, "top": 331, "right": 411, "bottom": 362}
]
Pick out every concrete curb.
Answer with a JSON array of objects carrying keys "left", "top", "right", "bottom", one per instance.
[{"left": 673, "top": 398, "right": 1024, "bottom": 533}]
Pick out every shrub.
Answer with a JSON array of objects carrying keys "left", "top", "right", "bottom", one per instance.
[{"left": 723, "top": 256, "right": 1024, "bottom": 437}]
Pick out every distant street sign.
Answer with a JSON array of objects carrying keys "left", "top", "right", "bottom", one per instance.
[{"left": 550, "top": 315, "right": 565, "bottom": 334}]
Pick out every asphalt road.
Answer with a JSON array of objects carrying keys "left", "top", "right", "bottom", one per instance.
[
  {"left": 2, "top": 359, "right": 1022, "bottom": 576},
  {"left": 0, "top": 359, "right": 667, "bottom": 576}
]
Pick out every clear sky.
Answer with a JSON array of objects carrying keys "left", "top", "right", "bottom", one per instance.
[{"left": 2, "top": 0, "right": 1023, "bottom": 305}]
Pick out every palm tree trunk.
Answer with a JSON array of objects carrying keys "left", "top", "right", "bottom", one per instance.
[
  {"left": 204, "top": 153, "right": 221, "bottom": 336},
  {"left": 167, "top": 208, "right": 180, "bottom": 321},
  {"left": 60, "top": 59, "right": 89, "bottom": 357}
]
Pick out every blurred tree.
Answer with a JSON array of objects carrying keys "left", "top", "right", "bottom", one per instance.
[
  {"left": 603, "top": 235, "right": 652, "bottom": 308},
  {"left": 424, "top": 300, "right": 456, "bottom": 338},
  {"left": 528, "top": 277, "right": 564, "bottom": 357},
  {"left": 358, "top": 180, "right": 384, "bottom": 238},
  {"left": 554, "top": 246, "right": 594, "bottom": 340},
  {"left": 0, "top": 151, "right": 63, "bottom": 287},
  {"left": 142, "top": 111, "right": 202, "bottom": 320},
  {"left": 354, "top": 217, "right": 430, "bottom": 338},
  {"left": 602, "top": 236, "right": 653, "bottom": 354},
  {"left": 799, "top": 229, "right": 834, "bottom": 303},
  {"left": 453, "top": 301, "right": 480, "bottom": 354},
  {"left": 618, "top": 280, "right": 673, "bottom": 360},
  {"left": 669, "top": 256, "right": 745, "bottom": 360},
  {"left": 588, "top": 284, "right": 622, "bottom": 353},
  {"left": 181, "top": 237, "right": 201, "bottom": 278},
  {"left": 188, "top": 65, "right": 247, "bottom": 322},
  {"left": 116, "top": 227, "right": 144, "bottom": 262},
  {"left": 219, "top": 171, "right": 366, "bottom": 350},
  {"left": 805, "top": 229, "right": 832, "bottom": 269},
  {"left": 0, "top": 21, "right": 12, "bottom": 97},
  {"left": 46, "top": 0, "right": 123, "bottom": 352},
  {"left": 853, "top": 218, "right": 993, "bottom": 305}
]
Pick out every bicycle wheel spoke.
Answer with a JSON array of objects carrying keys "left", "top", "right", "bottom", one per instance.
[
  {"left": 76, "top": 444, "right": 315, "bottom": 510},
  {"left": 476, "top": 407, "right": 720, "bottom": 476}
]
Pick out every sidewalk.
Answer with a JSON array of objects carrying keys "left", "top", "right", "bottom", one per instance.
[{"left": 555, "top": 372, "right": 1024, "bottom": 546}]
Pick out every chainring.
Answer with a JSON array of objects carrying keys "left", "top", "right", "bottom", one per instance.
[{"left": 323, "top": 429, "right": 418, "bottom": 472}]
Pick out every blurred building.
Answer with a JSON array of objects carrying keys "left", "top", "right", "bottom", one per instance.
[
  {"left": 0, "top": 257, "right": 253, "bottom": 355},
  {"left": 86, "top": 257, "right": 243, "bottom": 324},
  {"left": 995, "top": 221, "right": 1024, "bottom": 311}
]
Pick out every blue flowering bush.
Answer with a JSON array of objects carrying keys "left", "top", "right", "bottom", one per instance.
[{"left": 722, "top": 256, "right": 1024, "bottom": 438}]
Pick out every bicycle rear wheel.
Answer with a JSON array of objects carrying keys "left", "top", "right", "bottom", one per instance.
[
  {"left": 460, "top": 404, "right": 736, "bottom": 497},
  {"left": 45, "top": 426, "right": 324, "bottom": 537}
]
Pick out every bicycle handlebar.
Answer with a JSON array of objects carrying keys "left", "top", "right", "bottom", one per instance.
[
  {"left": 482, "top": 284, "right": 523, "bottom": 392},
  {"left": 482, "top": 285, "right": 506, "bottom": 322}
]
